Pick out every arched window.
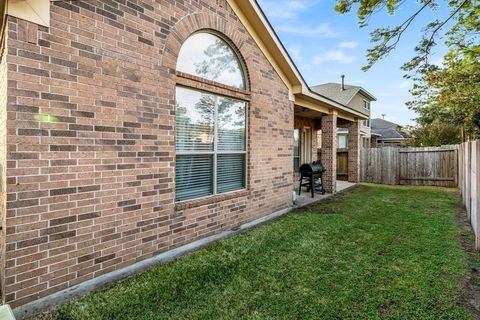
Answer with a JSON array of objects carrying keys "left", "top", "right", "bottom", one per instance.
[
  {"left": 177, "top": 32, "right": 246, "bottom": 89},
  {"left": 175, "top": 32, "right": 248, "bottom": 202}
]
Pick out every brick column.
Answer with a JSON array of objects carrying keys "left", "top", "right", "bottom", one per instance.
[
  {"left": 321, "top": 113, "right": 337, "bottom": 193},
  {"left": 347, "top": 120, "right": 360, "bottom": 183}
]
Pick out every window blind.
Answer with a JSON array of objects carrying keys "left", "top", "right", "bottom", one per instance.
[
  {"left": 176, "top": 155, "right": 213, "bottom": 200},
  {"left": 175, "top": 87, "right": 247, "bottom": 201},
  {"left": 217, "top": 154, "right": 246, "bottom": 193}
]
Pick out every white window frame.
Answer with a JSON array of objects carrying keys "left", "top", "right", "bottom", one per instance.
[
  {"left": 337, "top": 134, "right": 348, "bottom": 149},
  {"left": 175, "top": 87, "right": 248, "bottom": 201},
  {"left": 363, "top": 117, "right": 371, "bottom": 127},
  {"left": 362, "top": 136, "right": 370, "bottom": 148},
  {"left": 363, "top": 100, "right": 370, "bottom": 110}
]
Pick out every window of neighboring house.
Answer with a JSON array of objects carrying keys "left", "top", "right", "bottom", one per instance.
[
  {"left": 338, "top": 134, "right": 348, "bottom": 149},
  {"left": 363, "top": 100, "right": 370, "bottom": 110},
  {"left": 293, "top": 128, "right": 300, "bottom": 172},
  {"left": 175, "top": 32, "right": 247, "bottom": 202},
  {"left": 362, "top": 137, "right": 370, "bottom": 148},
  {"left": 363, "top": 118, "right": 370, "bottom": 127}
]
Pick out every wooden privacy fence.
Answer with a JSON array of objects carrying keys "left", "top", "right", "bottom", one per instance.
[
  {"left": 361, "top": 145, "right": 459, "bottom": 187},
  {"left": 459, "top": 141, "right": 480, "bottom": 249},
  {"left": 362, "top": 142, "right": 480, "bottom": 249}
]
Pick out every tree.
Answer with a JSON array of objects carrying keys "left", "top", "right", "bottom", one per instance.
[
  {"left": 406, "top": 2, "right": 480, "bottom": 139},
  {"left": 407, "top": 120, "right": 463, "bottom": 146},
  {"left": 194, "top": 39, "right": 244, "bottom": 89},
  {"left": 335, "top": 0, "right": 480, "bottom": 140},
  {"left": 334, "top": 0, "right": 479, "bottom": 73},
  {"left": 407, "top": 47, "right": 480, "bottom": 139}
]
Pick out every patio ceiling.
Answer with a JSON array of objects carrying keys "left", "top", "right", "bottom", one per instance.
[
  {"left": 294, "top": 94, "right": 360, "bottom": 122},
  {"left": 294, "top": 105, "right": 324, "bottom": 119}
]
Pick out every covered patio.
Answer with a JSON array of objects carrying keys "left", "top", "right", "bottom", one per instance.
[{"left": 293, "top": 94, "right": 364, "bottom": 197}]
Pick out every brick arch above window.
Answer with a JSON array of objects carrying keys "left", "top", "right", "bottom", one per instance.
[{"left": 162, "top": 12, "right": 250, "bottom": 91}]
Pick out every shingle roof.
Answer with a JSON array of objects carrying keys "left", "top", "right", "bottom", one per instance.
[
  {"left": 310, "top": 83, "right": 376, "bottom": 105},
  {"left": 310, "top": 83, "right": 361, "bottom": 105},
  {"left": 371, "top": 118, "right": 402, "bottom": 130},
  {"left": 372, "top": 128, "right": 408, "bottom": 139},
  {"left": 371, "top": 118, "right": 409, "bottom": 139}
]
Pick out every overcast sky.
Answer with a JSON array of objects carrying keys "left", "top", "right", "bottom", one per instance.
[{"left": 257, "top": 0, "right": 452, "bottom": 126}]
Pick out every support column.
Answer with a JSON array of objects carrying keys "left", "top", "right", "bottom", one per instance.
[
  {"left": 347, "top": 120, "right": 360, "bottom": 183},
  {"left": 321, "top": 112, "right": 337, "bottom": 193}
]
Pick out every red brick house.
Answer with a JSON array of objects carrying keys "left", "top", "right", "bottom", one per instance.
[{"left": 0, "top": 0, "right": 367, "bottom": 314}]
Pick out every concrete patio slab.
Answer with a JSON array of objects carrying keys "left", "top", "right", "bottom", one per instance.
[{"left": 293, "top": 180, "right": 357, "bottom": 209}]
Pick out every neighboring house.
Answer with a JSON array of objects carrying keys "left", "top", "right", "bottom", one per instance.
[
  {"left": 0, "top": 0, "right": 366, "bottom": 312},
  {"left": 311, "top": 78, "right": 377, "bottom": 150},
  {"left": 310, "top": 78, "right": 376, "bottom": 180},
  {"left": 371, "top": 118, "right": 409, "bottom": 147}
]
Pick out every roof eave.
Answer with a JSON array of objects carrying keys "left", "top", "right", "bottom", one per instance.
[
  {"left": 359, "top": 88, "right": 377, "bottom": 101},
  {"left": 238, "top": 1, "right": 366, "bottom": 120},
  {"left": 298, "top": 88, "right": 368, "bottom": 120},
  {"left": 233, "top": 0, "right": 303, "bottom": 88},
  {"left": 378, "top": 137, "right": 408, "bottom": 141}
]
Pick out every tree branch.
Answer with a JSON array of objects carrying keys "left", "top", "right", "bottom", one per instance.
[
  {"left": 363, "top": 1, "right": 433, "bottom": 70},
  {"left": 390, "top": 0, "right": 433, "bottom": 51},
  {"left": 423, "top": 0, "right": 471, "bottom": 66}
]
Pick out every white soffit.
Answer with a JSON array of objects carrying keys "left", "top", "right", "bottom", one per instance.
[{"left": 7, "top": 0, "right": 50, "bottom": 27}]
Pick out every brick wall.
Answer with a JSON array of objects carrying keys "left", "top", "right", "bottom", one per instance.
[{"left": 4, "top": 0, "right": 293, "bottom": 307}]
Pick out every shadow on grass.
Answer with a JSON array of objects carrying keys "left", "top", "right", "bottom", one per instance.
[
  {"left": 454, "top": 199, "right": 480, "bottom": 318},
  {"left": 35, "top": 184, "right": 480, "bottom": 320}
]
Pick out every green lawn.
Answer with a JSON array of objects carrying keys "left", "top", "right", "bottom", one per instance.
[{"left": 51, "top": 185, "right": 475, "bottom": 319}]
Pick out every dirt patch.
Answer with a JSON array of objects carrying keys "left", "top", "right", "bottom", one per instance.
[{"left": 454, "top": 197, "right": 480, "bottom": 318}]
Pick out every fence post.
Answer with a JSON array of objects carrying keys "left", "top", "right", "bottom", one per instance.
[
  {"left": 394, "top": 147, "right": 400, "bottom": 185},
  {"left": 467, "top": 142, "right": 472, "bottom": 220},
  {"left": 459, "top": 143, "right": 463, "bottom": 192},
  {"left": 454, "top": 145, "right": 458, "bottom": 186},
  {"left": 475, "top": 141, "right": 480, "bottom": 250}
]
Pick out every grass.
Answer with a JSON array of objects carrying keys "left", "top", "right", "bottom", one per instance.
[{"left": 51, "top": 184, "right": 474, "bottom": 319}]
